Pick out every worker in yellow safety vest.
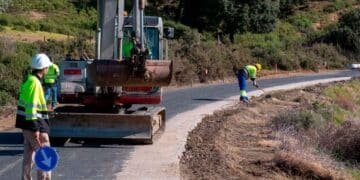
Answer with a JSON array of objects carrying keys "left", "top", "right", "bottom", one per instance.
[
  {"left": 44, "top": 59, "right": 60, "bottom": 110},
  {"left": 235, "top": 63, "right": 262, "bottom": 103},
  {"left": 15, "top": 53, "right": 52, "bottom": 180}
]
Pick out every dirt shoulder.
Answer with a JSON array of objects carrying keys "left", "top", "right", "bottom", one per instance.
[
  {"left": 0, "top": 106, "right": 16, "bottom": 131},
  {"left": 180, "top": 82, "right": 353, "bottom": 179}
]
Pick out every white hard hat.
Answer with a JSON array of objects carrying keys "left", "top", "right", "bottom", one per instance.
[{"left": 31, "top": 53, "right": 52, "bottom": 70}]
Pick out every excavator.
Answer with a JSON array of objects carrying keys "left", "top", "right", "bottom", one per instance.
[{"left": 49, "top": 0, "right": 173, "bottom": 144}]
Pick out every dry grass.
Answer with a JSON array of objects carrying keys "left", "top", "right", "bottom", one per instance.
[
  {"left": 274, "top": 151, "right": 336, "bottom": 179},
  {"left": 317, "top": 121, "right": 360, "bottom": 162},
  {"left": 271, "top": 80, "right": 360, "bottom": 178},
  {"left": 334, "top": 95, "right": 356, "bottom": 111}
]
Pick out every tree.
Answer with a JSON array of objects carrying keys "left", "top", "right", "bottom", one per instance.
[
  {"left": 181, "top": 0, "right": 280, "bottom": 43},
  {"left": 221, "top": 1, "right": 250, "bottom": 42},
  {"left": 181, "top": 0, "right": 224, "bottom": 33},
  {"left": 248, "top": 0, "right": 280, "bottom": 33},
  {"left": 279, "top": 0, "right": 307, "bottom": 17}
]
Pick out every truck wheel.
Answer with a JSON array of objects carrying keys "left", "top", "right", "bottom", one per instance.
[{"left": 123, "top": 104, "right": 132, "bottom": 110}]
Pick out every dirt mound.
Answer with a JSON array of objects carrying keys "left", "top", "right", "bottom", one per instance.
[
  {"left": 26, "top": 11, "right": 47, "bottom": 20},
  {"left": 180, "top": 84, "right": 350, "bottom": 179},
  {"left": 0, "top": 106, "right": 15, "bottom": 131}
]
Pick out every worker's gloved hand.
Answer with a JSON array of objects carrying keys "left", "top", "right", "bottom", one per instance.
[{"left": 253, "top": 82, "right": 259, "bottom": 88}]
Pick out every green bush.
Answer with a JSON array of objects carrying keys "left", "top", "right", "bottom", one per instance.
[
  {"left": 0, "top": 91, "right": 13, "bottom": 106},
  {"left": 164, "top": 20, "right": 192, "bottom": 39},
  {"left": 339, "top": 8, "right": 360, "bottom": 34},
  {"left": 317, "top": 122, "right": 360, "bottom": 162},
  {"left": 0, "top": 78, "right": 20, "bottom": 98},
  {"left": 0, "top": 14, "right": 11, "bottom": 26},
  {"left": 310, "top": 43, "right": 347, "bottom": 68},
  {"left": 0, "top": 0, "right": 97, "bottom": 36},
  {"left": 236, "top": 32, "right": 282, "bottom": 50},
  {"left": 288, "top": 14, "right": 313, "bottom": 32},
  {"left": 279, "top": 0, "right": 307, "bottom": 17},
  {"left": 236, "top": 22, "right": 301, "bottom": 50},
  {"left": 273, "top": 110, "right": 317, "bottom": 131},
  {"left": 324, "top": 9, "right": 360, "bottom": 54},
  {"left": 248, "top": 0, "right": 280, "bottom": 33},
  {"left": 299, "top": 56, "right": 317, "bottom": 70},
  {"left": 323, "top": 0, "right": 350, "bottom": 13},
  {"left": 16, "top": 42, "right": 37, "bottom": 56}
]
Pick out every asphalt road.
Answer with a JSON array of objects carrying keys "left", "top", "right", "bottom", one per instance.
[{"left": 0, "top": 70, "right": 359, "bottom": 179}]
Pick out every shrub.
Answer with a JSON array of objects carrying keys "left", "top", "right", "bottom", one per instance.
[
  {"left": 323, "top": 0, "right": 350, "bottom": 13},
  {"left": 298, "top": 55, "right": 317, "bottom": 70},
  {"left": 288, "top": 14, "right": 313, "bottom": 32},
  {"left": 248, "top": 0, "right": 280, "bottom": 34},
  {"left": 317, "top": 122, "right": 360, "bottom": 162},
  {"left": 310, "top": 43, "right": 347, "bottom": 69},
  {"left": 324, "top": 9, "right": 360, "bottom": 54},
  {"left": 279, "top": 0, "right": 307, "bottom": 17},
  {"left": 273, "top": 110, "right": 318, "bottom": 131},
  {"left": 164, "top": 20, "right": 192, "bottom": 39},
  {"left": 339, "top": 8, "right": 360, "bottom": 34},
  {"left": 0, "top": 90, "right": 13, "bottom": 106},
  {"left": 0, "top": 14, "right": 11, "bottom": 26},
  {"left": 334, "top": 95, "right": 355, "bottom": 111}
]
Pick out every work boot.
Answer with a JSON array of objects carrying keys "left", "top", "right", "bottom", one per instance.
[{"left": 240, "top": 96, "right": 249, "bottom": 103}]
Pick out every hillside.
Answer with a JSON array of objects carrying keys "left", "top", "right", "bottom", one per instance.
[{"left": 0, "top": 0, "right": 359, "bottom": 107}]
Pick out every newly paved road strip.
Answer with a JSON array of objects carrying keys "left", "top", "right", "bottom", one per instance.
[{"left": 116, "top": 77, "right": 352, "bottom": 180}]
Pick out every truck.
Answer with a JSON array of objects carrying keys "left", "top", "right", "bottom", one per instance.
[{"left": 50, "top": 0, "right": 174, "bottom": 145}]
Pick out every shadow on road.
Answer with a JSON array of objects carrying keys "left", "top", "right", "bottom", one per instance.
[
  {"left": 0, "top": 150, "right": 23, "bottom": 156},
  {"left": 0, "top": 132, "right": 23, "bottom": 144},
  {"left": 0, "top": 132, "right": 23, "bottom": 156},
  {"left": 192, "top": 98, "right": 236, "bottom": 102}
]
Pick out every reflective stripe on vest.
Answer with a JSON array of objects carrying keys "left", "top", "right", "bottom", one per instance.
[
  {"left": 17, "top": 75, "right": 48, "bottom": 121},
  {"left": 16, "top": 110, "right": 49, "bottom": 119},
  {"left": 44, "top": 64, "right": 59, "bottom": 84},
  {"left": 18, "top": 100, "right": 47, "bottom": 109}
]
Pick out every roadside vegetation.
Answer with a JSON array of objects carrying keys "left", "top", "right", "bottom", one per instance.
[
  {"left": 273, "top": 78, "right": 360, "bottom": 178},
  {"left": 0, "top": 0, "right": 359, "bottom": 106},
  {"left": 181, "top": 79, "right": 360, "bottom": 179}
]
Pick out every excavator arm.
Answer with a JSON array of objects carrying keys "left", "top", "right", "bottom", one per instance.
[
  {"left": 50, "top": 0, "right": 173, "bottom": 145},
  {"left": 88, "top": 0, "right": 172, "bottom": 87}
]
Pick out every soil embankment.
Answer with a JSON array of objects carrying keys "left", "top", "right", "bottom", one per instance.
[{"left": 181, "top": 81, "right": 355, "bottom": 179}]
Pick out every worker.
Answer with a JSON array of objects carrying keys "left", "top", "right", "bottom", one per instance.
[
  {"left": 15, "top": 53, "right": 52, "bottom": 180},
  {"left": 236, "top": 63, "right": 262, "bottom": 103},
  {"left": 44, "top": 58, "right": 60, "bottom": 111}
]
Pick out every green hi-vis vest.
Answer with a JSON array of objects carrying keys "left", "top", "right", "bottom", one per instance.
[
  {"left": 17, "top": 75, "right": 48, "bottom": 121},
  {"left": 123, "top": 39, "right": 134, "bottom": 58},
  {"left": 245, "top": 65, "right": 257, "bottom": 80},
  {"left": 44, "top": 64, "right": 59, "bottom": 84}
]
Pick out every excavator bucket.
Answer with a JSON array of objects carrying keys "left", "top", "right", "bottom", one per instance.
[
  {"left": 50, "top": 106, "right": 165, "bottom": 144},
  {"left": 87, "top": 59, "right": 172, "bottom": 87}
]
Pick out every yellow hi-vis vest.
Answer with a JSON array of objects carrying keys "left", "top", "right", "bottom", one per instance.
[
  {"left": 245, "top": 65, "right": 257, "bottom": 80},
  {"left": 16, "top": 75, "right": 48, "bottom": 123},
  {"left": 44, "top": 63, "right": 59, "bottom": 84}
]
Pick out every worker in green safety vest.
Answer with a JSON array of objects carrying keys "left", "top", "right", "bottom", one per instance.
[
  {"left": 15, "top": 53, "right": 52, "bottom": 180},
  {"left": 44, "top": 59, "right": 60, "bottom": 110},
  {"left": 235, "top": 63, "right": 262, "bottom": 103}
]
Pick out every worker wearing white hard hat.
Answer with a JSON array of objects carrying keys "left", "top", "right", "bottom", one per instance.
[{"left": 15, "top": 53, "right": 52, "bottom": 180}]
